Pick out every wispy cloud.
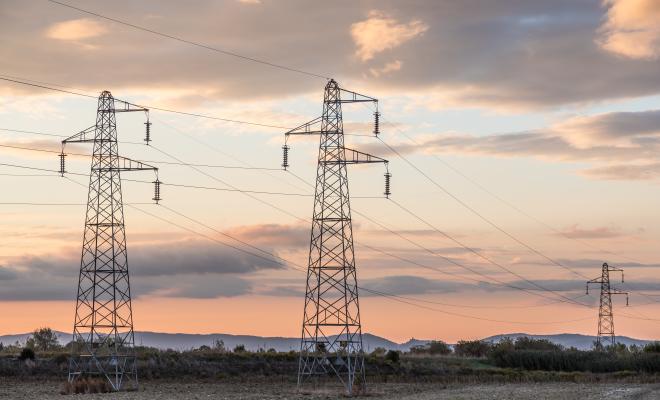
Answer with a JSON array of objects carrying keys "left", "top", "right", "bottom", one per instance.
[
  {"left": 374, "top": 109, "right": 660, "bottom": 181},
  {"left": 351, "top": 11, "right": 428, "bottom": 62},
  {"left": 2, "top": 1, "right": 660, "bottom": 107},
  {"left": 597, "top": 0, "right": 660, "bottom": 60}
]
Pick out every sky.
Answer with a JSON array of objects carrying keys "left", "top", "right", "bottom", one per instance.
[{"left": 1, "top": 0, "right": 660, "bottom": 343}]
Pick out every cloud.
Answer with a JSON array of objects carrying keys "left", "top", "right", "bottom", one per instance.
[
  {"left": 227, "top": 223, "right": 308, "bottom": 249},
  {"left": 46, "top": 18, "right": 108, "bottom": 42},
  {"left": 351, "top": 11, "right": 428, "bottom": 61},
  {"left": 580, "top": 162, "right": 660, "bottom": 180},
  {"left": 554, "top": 109, "right": 660, "bottom": 148},
  {"left": 129, "top": 238, "right": 283, "bottom": 276},
  {"left": 361, "top": 275, "right": 475, "bottom": 296},
  {"left": 374, "top": 108, "right": 660, "bottom": 181},
  {"left": 5, "top": 1, "right": 659, "bottom": 108},
  {"left": 369, "top": 60, "right": 403, "bottom": 77},
  {"left": 0, "top": 237, "right": 282, "bottom": 301},
  {"left": 597, "top": 0, "right": 660, "bottom": 59},
  {"left": 556, "top": 225, "right": 624, "bottom": 239}
]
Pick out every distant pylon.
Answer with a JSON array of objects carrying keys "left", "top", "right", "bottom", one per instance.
[
  {"left": 284, "top": 79, "right": 390, "bottom": 395},
  {"left": 586, "top": 262, "right": 629, "bottom": 348},
  {"left": 60, "top": 90, "right": 158, "bottom": 391}
]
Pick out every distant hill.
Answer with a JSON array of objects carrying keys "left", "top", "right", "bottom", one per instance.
[
  {"left": 0, "top": 331, "right": 430, "bottom": 353},
  {"left": 1, "top": 331, "right": 654, "bottom": 352},
  {"left": 481, "top": 333, "right": 653, "bottom": 350}
]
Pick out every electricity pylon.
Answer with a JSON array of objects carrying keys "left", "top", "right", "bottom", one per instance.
[
  {"left": 283, "top": 79, "right": 390, "bottom": 395},
  {"left": 586, "top": 262, "right": 629, "bottom": 349},
  {"left": 59, "top": 90, "right": 159, "bottom": 391}
]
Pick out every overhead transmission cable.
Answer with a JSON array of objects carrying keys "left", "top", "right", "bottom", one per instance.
[
  {"left": 46, "top": 0, "right": 330, "bottom": 80},
  {"left": 373, "top": 111, "right": 660, "bottom": 306},
  {"left": 55, "top": 175, "right": 593, "bottom": 324},
  {"left": 0, "top": 75, "right": 291, "bottom": 129}
]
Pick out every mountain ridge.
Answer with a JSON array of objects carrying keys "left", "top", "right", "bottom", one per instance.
[{"left": 0, "top": 331, "right": 655, "bottom": 352}]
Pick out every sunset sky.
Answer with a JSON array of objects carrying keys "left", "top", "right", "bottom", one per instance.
[{"left": 1, "top": 0, "right": 660, "bottom": 343}]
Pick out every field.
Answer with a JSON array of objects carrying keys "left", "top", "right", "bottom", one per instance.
[
  {"left": 1, "top": 379, "right": 660, "bottom": 400},
  {"left": 3, "top": 336, "right": 660, "bottom": 399}
]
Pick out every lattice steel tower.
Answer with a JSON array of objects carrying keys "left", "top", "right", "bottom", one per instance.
[
  {"left": 586, "top": 262, "right": 628, "bottom": 348},
  {"left": 283, "top": 79, "right": 390, "bottom": 395},
  {"left": 59, "top": 91, "right": 159, "bottom": 391}
]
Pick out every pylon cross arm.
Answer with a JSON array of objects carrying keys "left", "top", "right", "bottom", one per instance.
[
  {"left": 111, "top": 156, "right": 158, "bottom": 173},
  {"left": 109, "top": 98, "right": 148, "bottom": 114},
  {"left": 333, "top": 147, "right": 388, "bottom": 165},
  {"left": 336, "top": 88, "right": 378, "bottom": 104},
  {"left": 285, "top": 116, "right": 324, "bottom": 136},
  {"left": 62, "top": 125, "right": 97, "bottom": 144}
]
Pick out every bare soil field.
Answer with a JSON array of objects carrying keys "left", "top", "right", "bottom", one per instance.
[{"left": 1, "top": 380, "right": 660, "bottom": 400}]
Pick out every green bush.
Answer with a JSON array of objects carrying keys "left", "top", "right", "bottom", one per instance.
[
  {"left": 19, "top": 348, "right": 35, "bottom": 361},
  {"left": 455, "top": 340, "right": 492, "bottom": 358},
  {"left": 385, "top": 350, "right": 400, "bottom": 363},
  {"left": 644, "top": 342, "right": 660, "bottom": 353}
]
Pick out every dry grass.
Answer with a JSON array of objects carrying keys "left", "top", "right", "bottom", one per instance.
[
  {"left": 59, "top": 377, "right": 113, "bottom": 394},
  {"left": 0, "top": 379, "right": 658, "bottom": 400}
]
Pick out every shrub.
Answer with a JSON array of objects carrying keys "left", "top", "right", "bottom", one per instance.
[
  {"left": 371, "top": 347, "right": 387, "bottom": 357},
  {"left": 19, "top": 347, "right": 35, "bottom": 361},
  {"left": 514, "top": 337, "right": 562, "bottom": 352},
  {"left": 30, "top": 327, "right": 61, "bottom": 352},
  {"left": 213, "top": 339, "right": 226, "bottom": 352},
  {"left": 644, "top": 342, "right": 660, "bottom": 353},
  {"left": 385, "top": 350, "right": 400, "bottom": 363},
  {"left": 454, "top": 340, "right": 492, "bottom": 358},
  {"left": 428, "top": 340, "right": 452, "bottom": 355},
  {"left": 233, "top": 344, "right": 246, "bottom": 353}
]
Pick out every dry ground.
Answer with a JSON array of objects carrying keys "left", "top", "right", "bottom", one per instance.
[{"left": 1, "top": 380, "right": 660, "bottom": 400}]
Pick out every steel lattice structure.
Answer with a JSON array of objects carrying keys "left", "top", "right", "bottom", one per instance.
[
  {"left": 284, "top": 79, "right": 389, "bottom": 395},
  {"left": 586, "top": 262, "right": 629, "bottom": 348},
  {"left": 60, "top": 91, "right": 158, "bottom": 391}
]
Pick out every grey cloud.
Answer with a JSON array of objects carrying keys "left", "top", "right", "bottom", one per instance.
[
  {"left": 369, "top": 109, "right": 660, "bottom": 181},
  {"left": 0, "top": 238, "right": 281, "bottom": 301},
  {"left": 555, "top": 225, "right": 625, "bottom": 240},
  {"left": 129, "top": 239, "right": 283, "bottom": 276},
  {"left": 1, "top": 1, "right": 660, "bottom": 107},
  {"left": 580, "top": 163, "right": 660, "bottom": 181},
  {"left": 133, "top": 274, "right": 252, "bottom": 299},
  {"left": 260, "top": 285, "right": 305, "bottom": 298},
  {"left": 361, "top": 275, "right": 475, "bottom": 296},
  {"left": 0, "top": 266, "right": 19, "bottom": 281},
  {"left": 227, "top": 223, "right": 309, "bottom": 249}
]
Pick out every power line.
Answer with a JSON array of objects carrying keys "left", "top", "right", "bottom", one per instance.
[
  {"left": 0, "top": 93, "right": 636, "bottom": 318},
  {"left": 387, "top": 197, "right": 592, "bottom": 308},
  {"left": 0, "top": 126, "right": 600, "bottom": 310},
  {"left": 149, "top": 208, "right": 593, "bottom": 322},
  {"left": 0, "top": 76, "right": 97, "bottom": 99},
  {"left": 0, "top": 127, "right": 66, "bottom": 138},
  {"left": 375, "top": 120, "right": 660, "bottom": 307},
  {"left": 119, "top": 184, "right": 595, "bottom": 324},
  {"left": 0, "top": 138, "right": 283, "bottom": 171},
  {"left": 46, "top": 0, "right": 330, "bottom": 80},
  {"left": 64, "top": 136, "right": 591, "bottom": 313},
  {"left": 378, "top": 136, "right": 591, "bottom": 281},
  {"left": 284, "top": 170, "right": 590, "bottom": 307},
  {"left": 151, "top": 180, "right": 311, "bottom": 197},
  {"left": 153, "top": 117, "right": 310, "bottom": 194},
  {"left": 383, "top": 115, "right": 649, "bottom": 268},
  {"left": 130, "top": 125, "right": 598, "bottom": 308},
  {"left": 0, "top": 75, "right": 291, "bottom": 129}
]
